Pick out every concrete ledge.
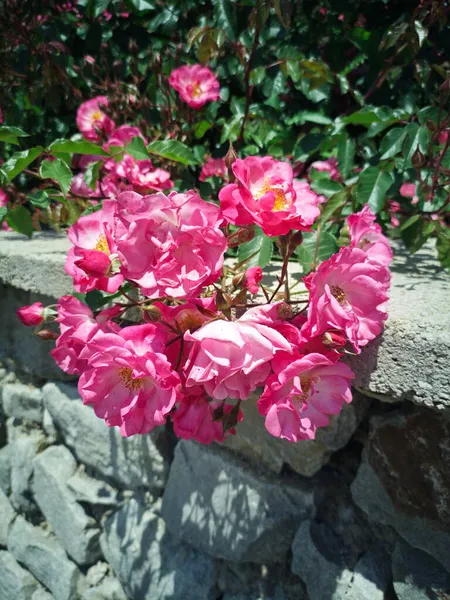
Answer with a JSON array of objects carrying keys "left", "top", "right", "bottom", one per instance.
[{"left": 0, "top": 231, "right": 449, "bottom": 407}]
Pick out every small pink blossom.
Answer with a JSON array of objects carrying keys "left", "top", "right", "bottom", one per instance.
[
  {"left": 219, "top": 156, "right": 320, "bottom": 237},
  {"left": 245, "top": 266, "right": 263, "bottom": 294},
  {"left": 106, "top": 154, "right": 173, "bottom": 193},
  {"left": 309, "top": 158, "right": 341, "bottom": 181},
  {"left": 0, "top": 189, "right": 9, "bottom": 207},
  {"left": 400, "top": 183, "right": 419, "bottom": 205},
  {"left": 17, "top": 302, "right": 44, "bottom": 327},
  {"left": 65, "top": 200, "right": 124, "bottom": 294},
  {"left": 183, "top": 317, "right": 292, "bottom": 400},
  {"left": 199, "top": 158, "right": 227, "bottom": 182},
  {"left": 302, "top": 247, "right": 390, "bottom": 352},
  {"left": 169, "top": 64, "right": 220, "bottom": 109},
  {"left": 78, "top": 324, "right": 181, "bottom": 436},
  {"left": 76, "top": 96, "right": 115, "bottom": 142},
  {"left": 115, "top": 190, "right": 227, "bottom": 299},
  {"left": 347, "top": 205, "right": 393, "bottom": 266},
  {"left": 104, "top": 125, "right": 147, "bottom": 151},
  {"left": 258, "top": 352, "right": 354, "bottom": 441},
  {"left": 74, "top": 249, "right": 112, "bottom": 278},
  {"left": 439, "top": 130, "right": 448, "bottom": 145},
  {"left": 70, "top": 173, "right": 101, "bottom": 198}
]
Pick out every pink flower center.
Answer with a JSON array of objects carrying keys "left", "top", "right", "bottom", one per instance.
[
  {"left": 191, "top": 83, "right": 202, "bottom": 98},
  {"left": 331, "top": 285, "right": 346, "bottom": 305},
  {"left": 118, "top": 367, "right": 144, "bottom": 391},
  {"left": 91, "top": 110, "right": 103, "bottom": 122},
  {"left": 292, "top": 375, "right": 317, "bottom": 406},
  {"left": 255, "top": 180, "right": 292, "bottom": 212},
  {"left": 93, "top": 235, "right": 110, "bottom": 254},
  {"left": 176, "top": 311, "right": 205, "bottom": 333}
]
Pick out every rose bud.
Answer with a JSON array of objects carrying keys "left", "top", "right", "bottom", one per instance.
[
  {"left": 17, "top": 302, "right": 45, "bottom": 327},
  {"left": 35, "top": 329, "right": 59, "bottom": 341},
  {"left": 245, "top": 266, "right": 263, "bottom": 294},
  {"left": 74, "top": 249, "right": 112, "bottom": 278}
]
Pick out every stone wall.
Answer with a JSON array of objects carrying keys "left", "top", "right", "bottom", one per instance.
[{"left": 0, "top": 230, "right": 449, "bottom": 600}]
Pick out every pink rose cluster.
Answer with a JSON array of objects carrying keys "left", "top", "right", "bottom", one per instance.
[{"left": 18, "top": 153, "right": 392, "bottom": 446}]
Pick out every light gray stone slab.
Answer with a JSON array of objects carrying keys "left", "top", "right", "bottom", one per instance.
[
  {"left": 0, "top": 445, "right": 11, "bottom": 494},
  {"left": 0, "top": 550, "right": 40, "bottom": 600},
  {"left": 2, "top": 383, "right": 43, "bottom": 423},
  {"left": 43, "top": 382, "right": 170, "bottom": 493},
  {"left": 67, "top": 468, "right": 118, "bottom": 506},
  {"left": 8, "top": 516, "right": 83, "bottom": 600},
  {"left": 161, "top": 441, "right": 315, "bottom": 563},
  {"left": 33, "top": 445, "right": 101, "bottom": 565},
  {"left": 9, "top": 430, "right": 47, "bottom": 514},
  {"left": 0, "top": 488, "right": 16, "bottom": 546},
  {"left": 101, "top": 498, "right": 217, "bottom": 600}
]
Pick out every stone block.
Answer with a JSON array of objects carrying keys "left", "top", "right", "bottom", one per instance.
[
  {"left": 161, "top": 441, "right": 315, "bottom": 563},
  {"left": 33, "top": 445, "right": 101, "bottom": 565},
  {"left": 0, "top": 488, "right": 16, "bottom": 546},
  {"left": 67, "top": 467, "right": 118, "bottom": 506},
  {"left": 9, "top": 430, "right": 47, "bottom": 514},
  {"left": 2, "top": 383, "right": 43, "bottom": 423},
  {"left": 43, "top": 382, "right": 170, "bottom": 493},
  {"left": 0, "top": 445, "right": 11, "bottom": 494},
  {"left": 0, "top": 550, "right": 40, "bottom": 600},
  {"left": 101, "top": 498, "right": 217, "bottom": 600}
]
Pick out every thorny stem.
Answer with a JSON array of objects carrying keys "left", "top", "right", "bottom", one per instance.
[{"left": 269, "top": 249, "right": 292, "bottom": 303}]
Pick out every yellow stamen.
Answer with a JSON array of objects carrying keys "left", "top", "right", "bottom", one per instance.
[
  {"left": 176, "top": 311, "right": 205, "bottom": 333},
  {"left": 118, "top": 367, "right": 144, "bottom": 392},
  {"left": 91, "top": 110, "right": 103, "bottom": 122},
  {"left": 331, "top": 285, "right": 346, "bottom": 305},
  {"left": 93, "top": 234, "right": 110, "bottom": 254},
  {"left": 255, "top": 179, "right": 291, "bottom": 212},
  {"left": 191, "top": 83, "right": 202, "bottom": 98}
]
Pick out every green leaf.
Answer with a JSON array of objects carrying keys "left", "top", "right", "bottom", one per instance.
[
  {"left": 401, "top": 123, "right": 421, "bottom": 167},
  {"left": 337, "top": 137, "right": 355, "bottom": 179},
  {"left": 343, "top": 107, "right": 394, "bottom": 126},
  {"left": 0, "top": 126, "right": 29, "bottom": 145},
  {"left": 6, "top": 205, "right": 34, "bottom": 238},
  {"left": 28, "top": 190, "right": 51, "bottom": 209},
  {"left": 436, "top": 226, "right": 450, "bottom": 273},
  {"left": 147, "top": 140, "right": 198, "bottom": 165},
  {"left": 356, "top": 167, "right": 394, "bottom": 213},
  {"left": 213, "top": 0, "right": 237, "bottom": 41},
  {"left": 294, "top": 134, "right": 325, "bottom": 162},
  {"left": 193, "top": 120, "right": 213, "bottom": 139},
  {"left": 399, "top": 214, "right": 420, "bottom": 231},
  {"left": 237, "top": 227, "right": 273, "bottom": 268},
  {"left": 127, "top": 0, "right": 154, "bottom": 11},
  {"left": 380, "top": 127, "right": 407, "bottom": 159},
  {"left": 0, "top": 206, "right": 7, "bottom": 222},
  {"left": 40, "top": 158, "right": 73, "bottom": 198},
  {"left": 318, "top": 190, "right": 348, "bottom": 225},
  {"left": 126, "top": 136, "right": 150, "bottom": 160},
  {"left": 401, "top": 219, "right": 434, "bottom": 254},
  {"left": 311, "top": 180, "right": 343, "bottom": 197},
  {"left": 273, "top": 0, "right": 293, "bottom": 29},
  {"left": 296, "top": 231, "right": 338, "bottom": 274},
  {"left": 87, "top": 0, "right": 111, "bottom": 18},
  {"left": 84, "top": 160, "right": 102, "bottom": 190},
  {"left": 3, "top": 147, "right": 43, "bottom": 181},
  {"left": 48, "top": 139, "right": 109, "bottom": 156}
]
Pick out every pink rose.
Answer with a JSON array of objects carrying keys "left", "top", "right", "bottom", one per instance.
[
  {"left": 106, "top": 154, "right": 174, "bottom": 193},
  {"left": 302, "top": 246, "right": 390, "bottom": 352},
  {"left": 0, "top": 189, "right": 9, "bottom": 207},
  {"left": 219, "top": 156, "right": 320, "bottom": 237},
  {"left": 78, "top": 324, "right": 181, "bottom": 436},
  {"left": 183, "top": 318, "right": 293, "bottom": 400},
  {"left": 65, "top": 200, "right": 124, "bottom": 294},
  {"left": 169, "top": 64, "right": 220, "bottom": 109},
  {"left": 115, "top": 190, "right": 227, "bottom": 299},
  {"left": 347, "top": 205, "right": 393, "bottom": 266},
  {"left": 245, "top": 266, "right": 263, "bottom": 294},
  {"left": 17, "top": 302, "right": 44, "bottom": 327},
  {"left": 104, "top": 125, "right": 147, "bottom": 151},
  {"left": 258, "top": 352, "right": 354, "bottom": 441},
  {"left": 76, "top": 96, "right": 115, "bottom": 142},
  {"left": 199, "top": 158, "right": 227, "bottom": 182},
  {"left": 400, "top": 183, "right": 419, "bottom": 205},
  {"left": 70, "top": 173, "right": 102, "bottom": 198},
  {"left": 309, "top": 158, "right": 341, "bottom": 181}
]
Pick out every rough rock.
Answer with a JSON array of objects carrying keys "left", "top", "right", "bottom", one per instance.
[
  {"left": 2, "top": 383, "right": 43, "bottom": 423},
  {"left": 81, "top": 562, "right": 127, "bottom": 600},
  {"left": 9, "top": 429, "right": 47, "bottom": 514},
  {"left": 0, "top": 549, "right": 40, "bottom": 600},
  {"left": 101, "top": 498, "right": 217, "bottom": 600},
  {"left": 0, "top": 445, "right": 11, "bottom": 494},
  {"left": 42, "top": 408, "right": 59, "bottom": 444},
  {"left": 161, "top": 441, "right": 315, "bottom": 563},
  {"left": 32, "top": 588, "right": 56, "bottom": 600},
  {"left": 67, "top": 467, "right": 118, "bottom": 507},
  {"left": 222, "top": 390, "right": 369, "bottom": 476},
  {"left": 345, "top": 243, "right": 450, "bottom": 409},
  {"left": 33, "top": 445, "right": 101, "bottom": 565},
  {"left": 8, "top": 516, "right": 83, "bottom": 600},
  {"left": 291, "top": 521, "right": 391, "bottom": 600},
  {"left": 0, "top": 487, "right": 16, "bottom": 546},
  {"left": 43, "top": 382, "right": 170, "bottom": 492},
  {"left": 392, "top": 540, "right": 450, "bottom": 600},
  {"left": 351, "top": 409, "right": 450, "bottom": 572}
]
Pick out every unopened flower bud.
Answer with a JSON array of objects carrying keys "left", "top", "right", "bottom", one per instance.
[
  {"left": 141, "top": 304, "right": 162, "bottom": 322},
  {"left": 225, "top": 142, "right": 238, "bottom": 182},
  {"left": 287, "top": 231, "right": 303, "bottom": 254},
  {"left": 35, "top": 329, "right": 59, "bottom": 341},
  {"left": 276, "top": 302, "right": 293, "bottom": 320},
  {"left": 232, "top": 273, "right": 246, "bottom": 288},
  {"left": 17, "top": 303, "right": 44, "bottom": 327},
  {"left": 237, "top": 225, "right": 255, "bottom": 244},
  {"left": 411, "top": 148, "right": 426, "bottom": 168},
  {"left": 74, "top": 249, "right": 112, "bottom": 279}
]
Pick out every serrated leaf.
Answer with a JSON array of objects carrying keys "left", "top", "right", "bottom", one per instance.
[
  {"left": 337, "top": 137, "right": 355, "bottom": 179},
  {"left": 296, "top": 231, "right": 338, "bottom": 274},
  {"left": 6, "top": 205, "right": 34, "bottom": 238},
  {"left": 318, "top": 190, "right": 348, "bottom": 224},
  {"left": 193, "top": 120, "right": 213, "bottom": 139},
  {"left": 87, "top": 0, "right": 111, "bottom": 18},
  {"left": 128, "top": 0, "right": 154, "bottom": 11},
  {"left": 0, "top": 206, "right": 7, "bottom": 222},
  {"left": 294, "top": 134, "right": 324, "bottom": 162},
  {"left": 0, "top": 126, "right": 29, "bottom": 145},
  {"left": 401, "top": 123, "right": 420, "bottom": 167},
  {"left": 40, "top": 158, "right": 73, "bottom": 197},
  {"left": 380, "top": 127, "right": 408, "bottom": 159},
  {"left": 213, "top": 0, "right": 237, "bottom": 41},
  {"left": 3, "top": 147, "right": 43, "bottom": 181},
  {"left": 237, "top": 227, "right": 273, "bottom": 268},
  {"left": 48, "top": 139, "right": 109, "bottom": 156},
  {"left": 343, "top": 107, "right": 394, "bottom": 126},
  {"left": 126, "top": 136, "right": 150, "bottom": 160},
  {"left": 84, "top": 160, "right": 102, "bottom": 190},
  {"left": 356, "top": 167, "right": 394, "bottom": 213},
  {"left": 435, "top": 226, "right": 450, "bottom": 273},
  {"left": 28, "top": 190, "right": 51, "bottom": 208},
  {"left": 273, "top": 0, "right": 292, "bottom": 29},
  {"left": 401, "top": 219, "right": 434, "bottom": 254},
  {"left": 311, "top": 180, "right": 343, "bottom": 197},
  {"left": 147, "top": 140, "right": 198, "bottom": 165}
]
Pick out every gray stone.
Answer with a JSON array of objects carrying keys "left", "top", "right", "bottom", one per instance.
[
  {"left": 0, "top": 550, "right": 40, "bottom": 600},
  {"left": 10, "top": 430, "right": 47, "bottom": 514},
  {"left": 42, "top": 408, "right": 59, "bottom": 444},
  {"left": 32, "top": 587, "right": 56, "bottom": 600},
  {"left": 161, "top": 441, "right": 315, "bottom": 563},
  {"left": 8, "top": 516, "right": 83, "bottom": 600},
  {"left": 0, "top": 487, "right": 16, "bottom": 546},
  {"left": 101, "top": 498, "right": 217, "bottom": 600},
  {"left": 0, "top": 445, "right": 11, "bottom": 494},
  {"left": 345, "top": 544, "right": 392, "bottom": 600},
  {"left": 2, "top": 383, "right": 43, "bottom": 423},
  {"left": 351, "top": 410, "right": 450, "bottom": 572},
  {"left": 345, "top": 243, "right": 450, "bottom": 409},
  {"left": 67, "top": 468, "right": 118, "bottom": 506},
  {"left": 392, "top": 540, "right": 450, "bottom": 600},
  {"left": 222, "top": 390, "right": 369, "bottom": 476},
  {"left": 43, "top": 382, "right": 170, "bottom": 492},
  {"left": 33, "top": 445, "right": 101, "bottom": 565},
  {"left": 82, "top": 562, "right": 127, "bottom": 600}
]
